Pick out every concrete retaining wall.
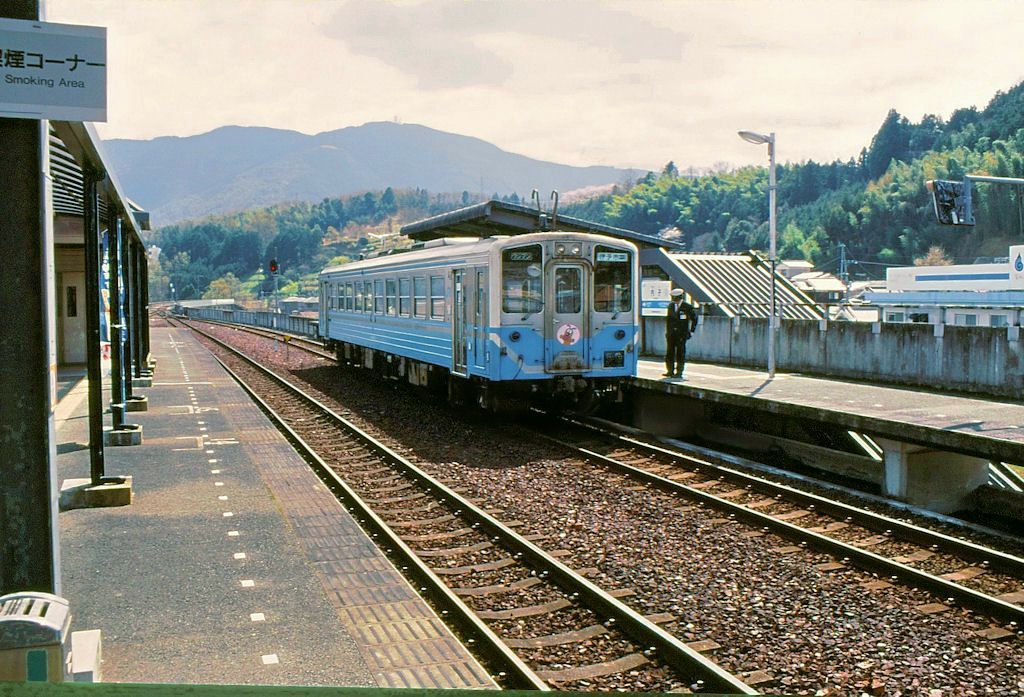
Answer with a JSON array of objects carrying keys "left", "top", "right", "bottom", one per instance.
[
  {"left": 645, "top": 316, "right": 1024, "bottom": 398},
  {"left": 185, "top": 308, "right": 319, "bottom": 338}
]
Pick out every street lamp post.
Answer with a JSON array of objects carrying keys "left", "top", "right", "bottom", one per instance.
[{"left": 738, "top": 130, "right": 777, "bottom": 378}]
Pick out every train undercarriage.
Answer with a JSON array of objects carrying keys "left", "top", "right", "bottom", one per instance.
[{"left": 328, "top": 340, "right": 623, "bottom": 414}]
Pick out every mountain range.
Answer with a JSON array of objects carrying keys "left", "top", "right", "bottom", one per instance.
[{"left": 102, "top": 122, "right": 643, "bottom": 226}]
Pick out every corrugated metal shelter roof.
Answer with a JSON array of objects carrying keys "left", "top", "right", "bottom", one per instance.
[
  {"left": 400, "top": 199, "right": 680, "bottom": 250},
  {"left": 641, "top": 249, "right": 824, "bottom": 320},
  {"left": 48, "top": 122, "right": 150, "bottom": 242},
  {"left": 791, "top": 271, "right": 847, "bottom": 294}
]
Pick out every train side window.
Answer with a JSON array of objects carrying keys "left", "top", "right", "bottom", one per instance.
[
  {"left": 594, "top": 246, "right": 632, "bottom": 313},
  {"left": 502, "top": 244, "right": 543, "bottom": 314},
  {"left": 345, "top": 283, "right": 354, "bottom": 311},
  {"left": 430, "top": 276, "right": 444, "bottom": 319},
  {"left": 355, "top": 282, "right": 364, "bottom": 312},
  {"left": 399, "top": 278, "right": 411, "bottom": 316},
  {"left": 414, "top": 277, "right": 427, "bottom": 318},
  {"left": 386, "top": 279, "right": 397, "bottom": 316},
  {"left": 374, "top": 279, "right": 384, "bottom": 314}
]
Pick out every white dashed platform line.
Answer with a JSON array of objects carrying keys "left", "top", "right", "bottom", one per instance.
[
  {"left": 227, "top": 531, "right": 239, "bottom": 537},
  {"left": 250, "top": 613, "right": 265, "bottom": 622},
  {"left": 223, "top": 512, "right": 233, "bottom": 517},
  {"left": 261, "top": 654, "right": 279, "bottom": 665},
  {"left": 234, "top": 553, "right": 246, "bottom": 560},
  {"left": 218, "top": 496, "right": 228, "bottom": 501},
  {"left": 240, "top": 580, "right": 255, "bottom": 588}
]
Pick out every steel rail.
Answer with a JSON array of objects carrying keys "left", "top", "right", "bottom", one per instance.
[
  {"left": 538, "top": 430, "right": 1024, "bottom": 626},
  {"left": 181, "top": 322, "right": 544, "bottom": 690},
  {"left": 187, "top": 321, "right": 756, "bottom": 695},
  {"left": 190, "top": 318, "right": 332, "bottom": 358},
  {"left": 567, "top": 417, "right": 1024, "bottom": 579}
]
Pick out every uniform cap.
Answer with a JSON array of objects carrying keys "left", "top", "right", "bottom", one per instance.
[{"left": 670, "top": 289, "right": 684, "bottom": 297}]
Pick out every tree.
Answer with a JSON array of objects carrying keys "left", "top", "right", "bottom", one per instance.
[
  {"left": 865, "top": 109, "right": 912, "bottom": 180},
  {"left": 379, "top": 187, "right": 398, "bottom": 216},
  {"left": 914, "top": 246, "right": 953, "bottom": 266},
  {"left": 203, "top": 273, "right": 244, "bottom": 299}
]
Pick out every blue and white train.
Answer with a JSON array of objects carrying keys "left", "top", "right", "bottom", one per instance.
[{"left": 318, "top": 231, "right": 639, "bottom": 410}]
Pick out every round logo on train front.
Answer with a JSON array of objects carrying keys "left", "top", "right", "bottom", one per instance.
[{"left": 556, "top": 322, "right": 581, "bottom": 345}]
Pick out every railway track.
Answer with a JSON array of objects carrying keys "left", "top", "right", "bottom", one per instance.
[
  {"left": 193, "top": 318, "right": 334, "bottom": 359},
  {"left": 529, "top": 415, "right": 1024, "bottom": 628},
  {"left": 180, "top": 317, "right": 1024, "bottom": 693},
  {"left": 177, "top": 317, "right": 754, "bottom": 693}
]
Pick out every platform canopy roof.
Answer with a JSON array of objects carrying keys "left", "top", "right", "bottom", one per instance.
[
  {"left": 49, "top": 121, "right": 150, "bottom": 245},
  {"left": 641, "top": 248, "right": 825, "bottom": 320},
  {"left": 400, "top": 199, "right": 681, "bottom": 251}
]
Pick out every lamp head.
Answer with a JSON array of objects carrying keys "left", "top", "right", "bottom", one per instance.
[{"left": 738, "top": 130, "right": 772, "bottom": 145}]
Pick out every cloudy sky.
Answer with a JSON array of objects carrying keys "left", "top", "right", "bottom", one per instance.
[{"left": 44, "top": 0, "right": 1024, "bottom": 172}]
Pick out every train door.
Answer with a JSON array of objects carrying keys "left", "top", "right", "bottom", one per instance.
[
  {"left": 545, "top": 262, "right": 589, "bottom": 371},
  {"left": 472, "top": 268, "right": 488, "bottom": 370},
  {"left": 319, "top": 280, "right": 328, "bottom": 337},
  {"left": 452, "top": 268, "right": 468, "bottom": 376},
  {"left": 60, "top": 271, "right": 86, "bottom": 364}
]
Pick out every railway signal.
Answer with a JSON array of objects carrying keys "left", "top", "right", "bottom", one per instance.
[
  {"left": 269, "top": 258, "right": 280, "bottom": 275},
  {"left": 925, "top": 179, "right": 974, "bottom": 226}
]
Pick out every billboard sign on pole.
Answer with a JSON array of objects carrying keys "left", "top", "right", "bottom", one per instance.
[{"left": 0, "top": 18, "right": 106, "bottom": 122}]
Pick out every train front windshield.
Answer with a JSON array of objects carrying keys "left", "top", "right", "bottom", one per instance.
[
  {"left": 594, "top": 246, "right": 632, "bottom": 312},
  {"left": 502, "top": 244, "right": 544, "bottom": 314}
]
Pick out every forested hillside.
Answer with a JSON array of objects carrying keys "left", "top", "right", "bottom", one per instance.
[
  {"left": 565, "top": 81, "right": 1024, "bottom": 278},
  {"left": 153, "top": 81, "right": 1024, "bottom": 300},
  {"left": 151, "top": 187, "right": 516, "bottom": 300}
]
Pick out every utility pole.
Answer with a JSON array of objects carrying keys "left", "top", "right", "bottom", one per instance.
[{"left": 838, "top": 242, "right": 849, "bottom": 303}]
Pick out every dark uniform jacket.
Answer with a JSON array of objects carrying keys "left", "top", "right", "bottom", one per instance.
[{"left": 666, "top": 300, "right": 698, "bottom": 339}]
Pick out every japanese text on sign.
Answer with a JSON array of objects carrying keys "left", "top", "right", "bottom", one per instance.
[{"left": 0, "top": 18, "right": 106, "bottom": 122}]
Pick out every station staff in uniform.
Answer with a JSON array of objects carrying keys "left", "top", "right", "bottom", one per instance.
[{"left": 664, "top": 288, "right": 698, "bottom": 378}]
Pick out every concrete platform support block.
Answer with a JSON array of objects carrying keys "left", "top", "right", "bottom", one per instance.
[
  {"left": 71, "top": 629, "right": 102, "bottom": 682},
  {"left": 60, "top": 477, "right": 133, "bottom": 511},
  {"left": 125, "top": 395, "right": 148, "bottom": 412},
  {"left": 103, "top": 423, "right": 143, "bottom": 446},
  {"left": 131, "top": 376, "right": 152, "bottom": 388},
  {"left": 875, "top": 438, "right": 989, "bottom": 514},
  {"left": 633, "top": 392, "right": 703, "bottom": 438}
]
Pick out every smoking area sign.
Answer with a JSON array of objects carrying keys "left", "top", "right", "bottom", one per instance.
[
  {"left": 641, "top": 280, "right": 671, "bottom": 317},
  {"left": 0, "top": 18, "right": 106, "bottom": 122}
]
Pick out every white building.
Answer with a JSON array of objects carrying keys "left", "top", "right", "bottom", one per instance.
[{"left": 864, "top": 244, "right": 1024, "bottom": 327}]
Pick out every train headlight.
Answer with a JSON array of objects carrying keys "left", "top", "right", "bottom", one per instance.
[
  {"left": 556, "top": 244, "right": 566, "bottom": 255},
  {"left": 509, "top": 331, "right": 521, "bottom": 342},
  {"left": 614, "top": 329, "right": 626, "bottom": 340},
  {"left": 571, "top": 245, "right": 581, "bottom": 255}
]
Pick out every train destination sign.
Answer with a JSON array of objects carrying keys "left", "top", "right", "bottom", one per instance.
[{"left": 0, "top": 18, "right": 106, "bottom": 122}]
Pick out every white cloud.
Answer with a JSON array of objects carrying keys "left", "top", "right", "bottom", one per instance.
[{"left": 43, "top": 0, "right": 1024, "bottom": 171}]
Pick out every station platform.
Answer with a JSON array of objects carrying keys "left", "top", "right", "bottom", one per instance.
[
  {"left": 55, "top": 324, "right": 495, "bottom": 689},
  {"left": 635, "top": 358, "right": 1024, "bottom": 463}
]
